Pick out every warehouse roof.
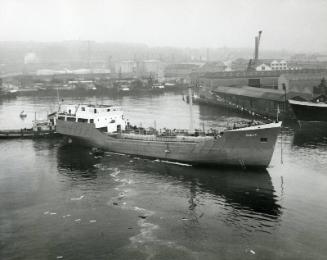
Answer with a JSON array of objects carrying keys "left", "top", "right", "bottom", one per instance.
[
  {"left": 203, "top": 70, "right": 282, "bottom": 79},
  {"left": 213, "top": 86, "right": 312, "bottom": 102},
  {"left": 280, "top": 72, "right": 327, "bottom": 80},
  {"left": 165, "top": 63, "right": 201, "bottom": 70}
]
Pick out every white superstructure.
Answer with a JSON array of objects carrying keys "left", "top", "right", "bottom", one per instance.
[{"left": 57, "top": 104, "right": 127, "bottom": 133}]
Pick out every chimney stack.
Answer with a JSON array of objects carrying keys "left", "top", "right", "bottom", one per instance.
[{"left": 254, "top": 30, "right": 262, "bottom": 61}]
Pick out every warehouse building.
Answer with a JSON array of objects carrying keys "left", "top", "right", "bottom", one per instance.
[
  {"left": 196, "top": 70, "right": 282, "bottom": 90},
  {"left": 278, "top": 71, "right": 327, "bottom": 94}
]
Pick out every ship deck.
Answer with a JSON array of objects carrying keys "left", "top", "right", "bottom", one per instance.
[{"left": 107, "top": 132, "right": 216, "bottom": 143}]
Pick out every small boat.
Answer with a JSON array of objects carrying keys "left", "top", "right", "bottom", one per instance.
[
  {"left": 119, "top": 85, "right": 130, "bottom": 92},
  {"left": 289, "top": 95, "right": 327, "bottom": 123},
  {"left": 151, "top": 83, "right": 165, "bottom": 90},
  {"left": 55, "top": 103, "right": 282, "bottom": 168},
  {"left": 20, "top": 111, "right": 27, "bottom": 118}
]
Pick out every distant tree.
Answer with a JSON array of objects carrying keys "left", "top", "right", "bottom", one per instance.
[
  {"left": 131, "top": 79, "right": 143, "bottom": 89},
  {"left": 147, "top": 75, "right": 154, "bottom": 88},
  {"left": 319, "top": 78, "right": 327, "bottom": 95},
  {"left": 313, "top": 78, "right": 327, "bottom": 95}
]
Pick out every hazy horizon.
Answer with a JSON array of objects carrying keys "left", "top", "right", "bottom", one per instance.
[
  {"left": 0, "top": 39, "right": 323, "bottom": 54},
  {"left": 1, "top": 0, "right": 327, "bottom": 53}
]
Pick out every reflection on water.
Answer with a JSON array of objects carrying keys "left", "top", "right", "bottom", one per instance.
[
  {"left": 56, "top": 143, "right": 282, "bottom": 226},
  {"left": 289, "top": 125, "right": 327, "bottom": 170},
  {"left": 54, "top": 142, "right": 285, "bottom": 260},
  {"left": 293, "top": 124, "right": 327, "bottom": 147},
  {"left": 54, "top": 142, "right": 284, "bottom": 258},
  {"left": 57, "top": 143, "right": 98, "bottom": 179},
  {"left": 138, "top": 162, "right": 281, "bottom": 218}
]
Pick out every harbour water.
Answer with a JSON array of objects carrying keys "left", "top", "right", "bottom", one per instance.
[{"left": 1, "top": 93, "right": 327, "bottom": 259}]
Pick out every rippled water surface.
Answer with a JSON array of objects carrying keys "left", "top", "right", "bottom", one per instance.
[{"left": 1, "top": 94, "right": 327, "bottom": 259}]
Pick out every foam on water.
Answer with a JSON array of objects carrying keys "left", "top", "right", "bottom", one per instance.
[
  {"left": 104, "top": 165, "right": 196, "bottom": 259},
  {"left": 93, "top": 163, "right": 113, "bottom": 171},
  {"left": 154, "top": 159, "right": 192, "bottom": 167},
  {"left": 70, "top": 195, "right": 84, "bottom": 201},
  {"left": 110, "top": 168, "right": 121, "bottom": 177}
]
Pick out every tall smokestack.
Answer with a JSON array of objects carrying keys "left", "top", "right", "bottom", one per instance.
[
  {"left": 254, "top": 30, "right": 262, "bottom": 61},
  {"left": 254, "top": 36, "right": 258, "bottom": 60}
]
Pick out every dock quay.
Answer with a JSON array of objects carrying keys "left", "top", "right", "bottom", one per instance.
[
  {"left": 0, "top": 128, "right": 59, "bottom": 139},
  {"left": 0, "top": 117, "right": 60, "bottom": 139}
]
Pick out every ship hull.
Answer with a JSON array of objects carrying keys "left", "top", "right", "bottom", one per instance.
[
  {"left": 56, "top": 120, "right": 281, "bottom": 168},
  {"left": 289, "top": 100, "right": 327, "bottom": 122}
]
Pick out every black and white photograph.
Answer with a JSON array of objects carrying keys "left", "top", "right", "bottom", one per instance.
[{"left": 1, "top": 0, "right": 327, "bottom": 259}]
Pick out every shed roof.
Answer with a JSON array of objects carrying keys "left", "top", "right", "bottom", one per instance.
[
  {"left": 213, "top": 86, "right": 312, "bottom": 102},
  {"left": 165, "top": 63, "right": 200, "bottom": 70},
  {"left": 202, "top": 70, "right": 282, "bottom": 79},
  {"left": 257, "top": 59, "right": 285, "bottom": 64},
  {"left": 280, "top": 72, "right": 327, "bottom": 80}
]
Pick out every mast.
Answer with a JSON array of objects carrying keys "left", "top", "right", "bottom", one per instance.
[
  {"left": 56, "top": 88, "right": 61, "bottom": 112},
  {"left": 87, "top": 40, "right": 91, "bottom": 69},
  {"left": 188, "top": 87, "right": 194, "bottom": 133},
  {"left": 56, "top": 88, "right": 60, "bottom": 105}
]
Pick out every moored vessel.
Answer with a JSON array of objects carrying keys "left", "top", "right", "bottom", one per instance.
[
  {"left": 55, "top": 103, "right": 282, "bottom": 168},
  {"left": 289, "top": 97, "right": 327, "bottom": 123},
  {"left": 19, "top": 110, "right": 27, "bottom": 118}
]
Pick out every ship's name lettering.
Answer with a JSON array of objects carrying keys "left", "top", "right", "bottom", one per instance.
[{"left": 246, "top": 133, "right": 257, "bottom": 137}]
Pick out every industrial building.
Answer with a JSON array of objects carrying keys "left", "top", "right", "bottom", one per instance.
[
  {"left": 255, "top": 59, "right": 288, "bottom": 71},
  {"left": 114, "top": 60, "right": 137, "bottom": 74},
  {"left": 195, "top": 70, "right": 282, "bottom": 89},
  {"left": 197, "top": 61, "right": 227, "bottom": 73},
  {"left": 231, "top": 58, "right": 248, "bottom": 71},
  {"left": 164, "top": 63, "right": 201, "bottom": 78},
  {"left": 137, "top": 60, "right": 164, "bottom": 80},
  {"left": 192, "top": 31, "right": 327, "bottom": 120},
  {"left": 209, "top": 86, "right": 312, "bottom": 119},
  {"left": 113, "top": 59, "right": 164, "bottom": 79},
  {"left": 195, "top": 69, "right": 327, "bottom": 120},
  {"left": 278, "top": 71, "right": 327, "bottom": 94}
]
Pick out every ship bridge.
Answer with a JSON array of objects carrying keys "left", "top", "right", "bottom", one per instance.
[{"left": 57, "top": 104, "right": 127, "bottom": 132}]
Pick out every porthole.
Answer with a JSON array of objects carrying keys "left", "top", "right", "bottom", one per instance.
[{"left": 260, "top": 137, "right": 268, "bottom": 143}]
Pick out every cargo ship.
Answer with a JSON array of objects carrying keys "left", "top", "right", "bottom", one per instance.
[{"left": 55, "top": 104, "right": 282, "bottom": 168}]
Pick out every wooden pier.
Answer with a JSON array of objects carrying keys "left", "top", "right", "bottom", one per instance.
[{"left": 0, "top": 128, "right": 60, "bottom": 139}]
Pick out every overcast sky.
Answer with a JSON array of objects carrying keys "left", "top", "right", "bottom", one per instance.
[{"left": 1, "top": 0, "right": 326, "bottom": 52}]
